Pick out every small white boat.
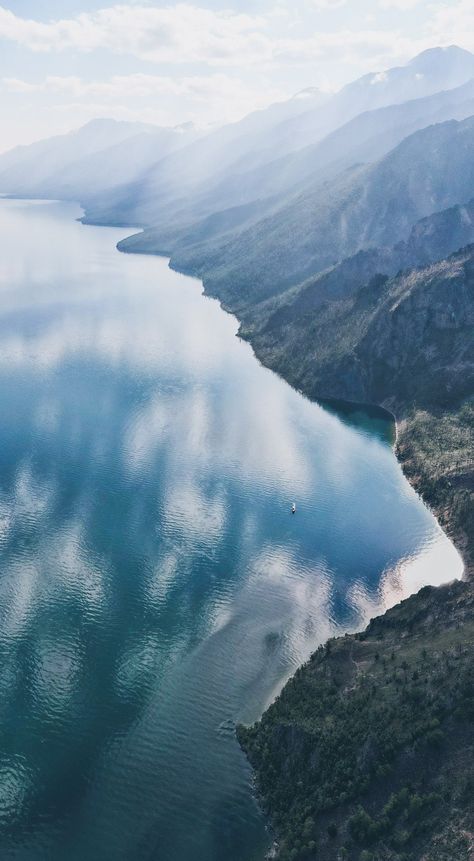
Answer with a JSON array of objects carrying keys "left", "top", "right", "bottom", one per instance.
[{"left": 291, "top": 503, "right": 296, "bottom": 514}]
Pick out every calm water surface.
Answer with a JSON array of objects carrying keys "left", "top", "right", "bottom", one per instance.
[{"left": 0, "top": 200, "right": 462, "bottom": 861}]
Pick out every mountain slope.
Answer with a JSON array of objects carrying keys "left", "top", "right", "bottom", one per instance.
[
  {"left": 101, "top": 75, "right": 474, "bottom": 243},
  {"left": 2, "top": 47, "right": 474, "bottom": 239},
  {"left": 243, "top": 197, "right": 474, "bottom": 334},
  {"left": 247, "top": 245, "right": 474, "bottom": 569},
  {"left": 80, "top": 88, "right": 327, "bottom": 226},
  {"left": 251, "top": 245, "right": 474, "bottom": 408},
  {"left": 191, "top": 78, "right": 474, "bottom": 224},
  {"left": 268, "top": 45, "right": 474, "bottom": 159},
  {"left": 153, "top": 115, "right": 474, "bottom": 310}
]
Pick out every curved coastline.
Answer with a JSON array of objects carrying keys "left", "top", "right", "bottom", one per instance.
[{"left": 116, "top": 231, "right": 470, "bottom": 581}]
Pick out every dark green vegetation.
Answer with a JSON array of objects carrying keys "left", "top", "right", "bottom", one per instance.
[
  {"left": 397, "top": 405, "right": 474, "bottom": 572},
  {"left": 238, "top": 580, "right": 474, "bottom": 861}
]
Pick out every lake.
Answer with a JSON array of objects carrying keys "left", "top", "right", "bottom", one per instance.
[{"left": 0, "top": 199, "right": 462, "bottom": 861}]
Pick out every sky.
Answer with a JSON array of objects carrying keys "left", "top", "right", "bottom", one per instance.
[{"left": 0, "top": 0, "right": 473, "bottom": 152}]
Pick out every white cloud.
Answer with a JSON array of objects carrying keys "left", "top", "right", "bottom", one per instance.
[
  {"left": 1, "top": 0, "right": 469, "bottom": 150},
  {"left": 0, "top": 4, "right": 410, "bottom": 71},
  {"left": 309, "top": 0, "right": 347, "bottom": 8},
  {"left": 3, "top": 72, "right": 260, "bottom": 101},
  {"left": 2, "top": 71, "right": 286, "bottom": 127},
  {"left": 428, "top": 0, "right": 474, "bottom": 49},
  {"left": 273, "top": 28, "right": 407, "bottom": 64},
  {"left": 379, "top": 0, "right": 423, "bottom": 9},
  {"left": 0, "top": 4, "right": 271, "bottom": 66}
]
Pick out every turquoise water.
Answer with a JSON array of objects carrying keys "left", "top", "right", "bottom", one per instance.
[{"left": 0, "top": 199, "right": 462, "bottom": 861}]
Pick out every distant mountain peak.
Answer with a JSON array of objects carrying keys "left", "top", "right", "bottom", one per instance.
[
  {"left": 293, "top": 87, "right": 323, "bottom": 101},
  {"left": 173, "top": 121, "right": 196, "bottom": 133},
  {"left": 407, "top": 44, "right": 474, "bottom": 77},
  {"left": 409, "top": 45, "right": 474, "bottom": 64},
  {"left": 79, "top": 117, "right": 137, "bottom": 131}
]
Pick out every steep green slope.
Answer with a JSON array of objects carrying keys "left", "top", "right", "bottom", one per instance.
[
  {"left": 396, "top": 405, "right": 474, "bottom": 571},
  {"left": 238, "top": 579, "right": 474, "bottom": 861}
]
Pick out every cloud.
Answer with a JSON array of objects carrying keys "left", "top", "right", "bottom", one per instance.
[
  {"left": 0, "top": 4, "right": 413, "bottom": 71},
  {"left": 3, "top": 72, "right": 264, "bottom": 101},
  {"left": 0, "top": 4, "right": 271, "bottom": 66},
  {"left": 1, "top": 1, "right": 464, "bottom": 150},
  {"left": 379, "top": 0, "right": 423, "bottom": 9},
  {"left": 273, "top": 28, "right": 409, "bottom": 64},
  {"left": 428, "top": 0, "right": 474, "bottom": 49},
  {"left": 309, "top": 0, "right": 347, "bottom": 8},
  {"left": 2, "top": 72, "right": 286, "bottom": 126}
]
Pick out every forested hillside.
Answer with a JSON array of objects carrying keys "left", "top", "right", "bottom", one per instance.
[{"left": 238, "top": 580, "right": 474, "bottom": 861}]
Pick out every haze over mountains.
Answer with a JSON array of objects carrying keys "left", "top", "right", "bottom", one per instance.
[
  {"left": 85, "top": 45, "right": 474, "bottom": 230},
  {"left": 2, "top": 46, "right": 474, "bottom": 364},
  {"left": 0, "top": 44, "right": 474, "bottom": 337},
  {"left": 2, "top": 46, "right": 474, "bottom": 236},
  {"left": 1, "top": 45, "right": 474, "bottom": 344},
  {"left": 0, "top": 118, "right": 202, "bottom": 200}
]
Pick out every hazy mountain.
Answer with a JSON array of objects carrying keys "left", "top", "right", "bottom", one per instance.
[
  {"left": 249, "top": 76, "right": 474, "bottom": 207},
  {"left": 0, "top": 88, "right": 325, "bottom": 219},
  {"left": 81, "top": 88, "right": 328, "bottom": 227},
  {"left": 211, "top": 46, "right": 474, "bottom": 169},
  {"left": 83, "top": 47, "right": 474, "bottom": 231},
  {"left": 151, "top": 115, "right": 474, "bottom": 310},
  {"left": 205, "top": 47, "right": 474, "bottom": 168},
  {"left": 108, "top": 75, "right": 474, "bottom": 254},
  {"left": 2, "top": 46, "right": 474, "bottom": 237},
  {"left": 0, "top": 118, "right": 200, "bottom": 200}
]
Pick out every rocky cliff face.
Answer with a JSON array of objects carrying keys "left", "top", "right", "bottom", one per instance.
[
  {"left": 356, "top": 249, "right": 474, "bottom": 407},
  {"left": 246, "top": 246, "right": 473, "bottom": 407}
]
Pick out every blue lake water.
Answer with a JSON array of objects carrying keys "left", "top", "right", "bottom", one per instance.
[{"left": 0, "top": 199, "right": 462, "bottom": 860}]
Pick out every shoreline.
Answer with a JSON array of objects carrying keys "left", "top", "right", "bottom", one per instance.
[
  {"left": 117, "top": 235, "right": 471, "bottom": 585},
  {"left": 15, "top": 198, "right": 465, "bottom": 581},
  {"left": 394, "top": 415, "right": 472, "bottom": 580}
]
